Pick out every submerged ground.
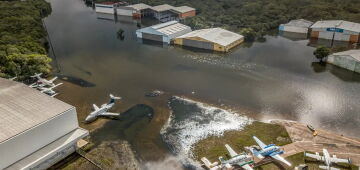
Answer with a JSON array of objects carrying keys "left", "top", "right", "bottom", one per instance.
[{"left": 44, "top": 0, "right": 360, "bottom": 168}]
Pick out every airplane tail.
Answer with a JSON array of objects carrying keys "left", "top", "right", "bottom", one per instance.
[
  {"left": 218, "top": 156, "right": 226, "bottom": 163},
  {"left": 201, "top": 157, "right": 218, "bottom": 168},
  {"left": 109, "top": 94, "right": 121, "bottom": 103},
  {"left": 31, "top": 73, "right": 42, "bottom": 78},
  {"left": 249, "top": 147, "right": 263, "bottom": 159}
]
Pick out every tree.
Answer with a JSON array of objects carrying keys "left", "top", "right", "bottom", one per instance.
[
  {"left": 313, "top": 46, "right": 331, "bottom": 62},
  {"left": 240, "top": 28, "right": 256, "bottom": 42}
]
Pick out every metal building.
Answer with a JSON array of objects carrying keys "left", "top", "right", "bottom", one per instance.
[
  {"left": 310, "top": 20, "right": 360, "bottom": 43},
  {"left": 170, "top": 6, "right": 196, "bottom": 20},
  {"left": 174, "top": 28, "right": 244, "bottom": 52},
  {"left": 150, "top": 4, "right": 177, "bottom": 22},
  {"left": 279, "top": 19, "right": 313, "bottom": 34},
  {"left": 136, "top": 21, "right": 192, "bottom": 43},
  {"left": 0, "top": 78, "right": 89, "bottom": 170},
  {"left": 116, "top": 3, "right": 152, "bottom": 18},
  {"left": 327, "top": 50, "right": 360, "bottom": 73},
  {"left": 95, "top": 2, "right": 125, "bottom": 14}
]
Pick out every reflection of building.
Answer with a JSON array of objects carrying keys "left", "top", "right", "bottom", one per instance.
[
  {"left": 0, "top": 78, "right": 89, "bottom": 169},
  {"left": 279, "top": 31, "right": 308, "bottom": 41},
  {"left": 136, "top": 21, "right": 192, "bottom": 43},
  {"left": 116, "top": 3, "right": 152, "bottom": 18},
  {"left": 95, "top": 2, "right": 126, "bottom": 14},
  {"left": 279, "top": 19, "right": 313, "bottom": 34},
  {"left": 327, "top": 50, "right": 360, "bottom": 73},
  {"left": 174, "top": 28, "right": 244, "bottom": 52},
  {"left": 310, "top": 20, "right": 360, "bottom": 43}
]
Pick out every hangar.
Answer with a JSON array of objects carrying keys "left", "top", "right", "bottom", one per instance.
[
  {"left": 116, "top": 3, "right": 152, "bottom": 18},
  {"left": 174, "top": 28, "right": 244, "bottom": 52},
  {"left": 279, "top": 19, "right": 313, "bottom": 34},
  {"left": 0, "top": 78, "right": 89, "bottom": 170},
  {"left": 136, "top": 21, "right": 192, "bottom": 43},
  {"left": 310, "top": 20, "right": 360, "bottom": 43},
  {"left": 327, "top": 50, "right": 360, "bottom": 73}
]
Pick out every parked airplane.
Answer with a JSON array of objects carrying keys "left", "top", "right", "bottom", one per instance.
[
  {"left": 219, "top": 144, "right": 254, "bottom": 170},
  {"left": 84, "top": 94, "right": 121, "bottom": 123},
  {"left": 38, "top": 83, "right": 63, "bottom": 96},
  {"left": 30, "top": 73, "right": 57, "bottom": 87},
  {"left": 201, "top": 157, "right": 221, "bottom": 170},
  {"left": 250, "top": 136, "right": 292, "bottom": 167},
  {"left": 304, "top": 149, "right": 351, "bottom": 170}
]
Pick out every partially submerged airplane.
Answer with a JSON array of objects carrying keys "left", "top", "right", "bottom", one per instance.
[
  {"left": 84, "top": 94, "right": 121, "bottom": 123},
  {"left": 250, "top": 136, "right": 292, "bottom": 167},
  {"left": 201, "top": 157, "right": 221, "bottom": 170},
  {"left": 38, "top": 83, "right": 63, "bottom": 97},
  {"left": 219, "top": 144, "right": 254, "bottom": 170},
  {"left": 30, "top": 73, "right": 57, "bottom": 87},
  {"left": 304, "top": 149, "right": 351, "bottom": 170}
]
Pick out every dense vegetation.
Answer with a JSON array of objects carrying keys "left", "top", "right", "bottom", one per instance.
[
  {"left": 0, "top": 0, "right": 52, "bottom": 80},
  {"left": 123, "top": 0, "right": 360, "bottom": 36}
]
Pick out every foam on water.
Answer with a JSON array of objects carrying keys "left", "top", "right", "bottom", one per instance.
[{"left": 161, "top": 96, "right": 252, "bottom": 166}]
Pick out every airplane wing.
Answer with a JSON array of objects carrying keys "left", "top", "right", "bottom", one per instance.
[
  {"left": 271, "top": 154, "right": 292, "bottom": 167},
  {"left": 92, "top": 104, "right": 99, "bottom": 111},
  {"left": 304, "top": 152, "right": 323, "bottom": 161},
  {"left": 240, "top": 164, "right": 254, "bottom": 170},
  {"left": 253, "top": 136, "right": 267, "bottom": 149},
  {"left": 330, "top": 157, "right": 350, "bottom": 164},
  {"left": 319, "top": 165, "right": 339, "bottom": 170},
  {"left": 225, "top": 144, "right": 238, "bottom": 158},
  {"left": 49, "top": 76, "right": 58, "bottom": 82},
  {"left": 100, "top": 112, "right": 120, "bottom": 117}
]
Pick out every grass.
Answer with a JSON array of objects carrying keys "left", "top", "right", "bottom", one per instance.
[
  {"left": 192, "top": 121, "right": 292, "bottom": 162},
  {"left": 256, "top": 152, "right": 358, "bottom": 170}
]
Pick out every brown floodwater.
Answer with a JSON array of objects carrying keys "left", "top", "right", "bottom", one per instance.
[{"left": 44, "top": 0, "right": 360, "bottom": 165}]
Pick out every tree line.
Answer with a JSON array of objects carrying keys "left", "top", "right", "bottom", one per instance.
[{"left": 0, "top": 0, "right": 52, "bottom": 80}]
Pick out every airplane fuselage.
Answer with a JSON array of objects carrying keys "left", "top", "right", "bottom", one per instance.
[
  {"left": 85, "top": 103, "right": 115, "bottom": 122},
  {"left": 259, "top": 146, "right": 283, "bottom": 157},
  {"left": 222, "top": 155, "right": 252, "bottom": 165},
  {"left": 323, "top": 149, "right": 331, "bottom": 167}
]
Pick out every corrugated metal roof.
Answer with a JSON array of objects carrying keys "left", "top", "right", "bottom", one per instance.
[
  {"left": 151, "top": 20, "right": 178, "bottom": 29},
  {"left": 126, "top": 3, "right": 152, "bottom": 11},
  {"left": 137, "top": 21, "right": 191, "bottom": 37},
  {"left": 150, "top": 4, "right": 174, "bottom": 12},
  {"left": 311, "top": 20, "right": 360, "bottom": 32},
  {"left": 0, "top": 78, "right": 73, "bottom": 143},
  {"left": 171, "top": 6, "right": 195, "bottom": 13},
  {"left": 284, "top": 19, "right": 313, "bottom": 28},
  {"left": 177, "top": 28, "right": 244, "bottom": 46},
  {"left": 332, "top": 50, "right": 360, "bottom": 61},
  {"left": 157, "top": 23, "right": 191, "bottom": 36}
]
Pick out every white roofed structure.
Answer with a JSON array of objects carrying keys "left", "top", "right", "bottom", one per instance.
[
  {"left": 127, "top": 3, "right": 152, "bottom": 11},
  {"left": 310, "top": 20, "right": 360, "bottom": 43},
  {"left": 150, "top": 4, "right": 174, "bottom": 12},
  {"left": 327, "top": 50, "right": 360, "bottom": 73}
]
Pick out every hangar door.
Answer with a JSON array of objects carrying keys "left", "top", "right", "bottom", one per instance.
[
  {"left": 183, "top": 39, "right": 214, "bottom": 50},
  {"left": 142, "top": 33, "right": 163, "bottom": 42}
]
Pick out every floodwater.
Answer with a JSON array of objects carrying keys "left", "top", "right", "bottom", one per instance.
[{"left": 44, "top": 0, "right": 360, "bottom": 166}]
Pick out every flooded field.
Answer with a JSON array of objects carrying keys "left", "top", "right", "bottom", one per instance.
[{"left": 44, "top": 0, "right": 360, "bottom": 167}]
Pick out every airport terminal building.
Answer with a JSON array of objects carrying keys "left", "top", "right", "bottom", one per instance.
[{"left": 0, "top": 78, "right": 89, "bottom": 169}]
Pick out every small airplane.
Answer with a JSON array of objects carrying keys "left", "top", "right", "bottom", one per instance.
[
  {"left": 218, "top": 144, "right": 254, "bottom": 170},
  {"left": 38, "top": 83, "right": 63, "bottom": 96},
  {"left": 250, "top": 136, "right": 292, "bottom": 167},
  {"left": 30, "top": 73, "right": 57, "bottom": 87},
  {"left": 84, "top": 94, "right": 121, "bottom": 123},
  {"left": 201, "top": 157, "right": 221, "bottom": 170},
  {"left": 304, "top": 149, "right": 351, "bottom": 170}
]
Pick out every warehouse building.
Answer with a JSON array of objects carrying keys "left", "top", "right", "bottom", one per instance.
[
  {"left": 174, "top": 28, "right": 244, "bottom": 52},
  {"left": 327, "top": 50, "right": 360, "bottom": 73},
  {"left": 310, "top": 20, "right": 360, "bottom": 43},
  {"left": 95, "top": 2, "right": 126, "bottom": 14},
  {"left": 150, "top": 4, "right": 195, "bottom": 22},
  {"left": 116, "top": 3, "right": 152, "bottom": 18},
  {"left": 170, "top": 6, "right": 196, "bottom": 20},
  {"left": 0, "top": 78, "right": 89, "bottom": 170},
  {"left": 136, "top": 21, "right": 192, "bottom": 43},
  {"left": 279, "top": 19, "right": 313, "bottom": 34}
]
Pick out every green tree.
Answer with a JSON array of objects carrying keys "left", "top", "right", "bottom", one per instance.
[
  {"left": 240, "top": 28, "right": 256, "bottom": 42},
  {"left": 314, "top": 46, "right": 331, "bottom": 62}
]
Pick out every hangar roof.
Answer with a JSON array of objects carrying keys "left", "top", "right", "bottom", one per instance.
[
  {"left": 127, "top": 3, "right": 152, "bottom": 11},
  {"left": 137, "top": 21, "right": 191, "bottom": 37},
  {"left": 0, "top": 78, "right": 73, "bottom": 143},
  {"left": 332, "top": 50, "right": 360, "bottom": 61},
  {"left": 177, "top": 28, "right": 244, "bottom": 46},
  {"left": 150, "top": 4, "right": 174, "bottom": 12},
  {"left": 311, "top": 20, "right": 360, "bottom": 32}
]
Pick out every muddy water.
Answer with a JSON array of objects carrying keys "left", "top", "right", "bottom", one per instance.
[{"left": 45, "top": 0, "right": 360, "bottom": 165}]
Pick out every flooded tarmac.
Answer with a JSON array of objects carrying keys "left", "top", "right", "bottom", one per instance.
[{"left": 44, "top": 0, "right": 360, "bottom": 166}]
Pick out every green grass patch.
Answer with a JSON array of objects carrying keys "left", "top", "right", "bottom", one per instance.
[{"left": 192, "top": 121, "right": 291, "bottom": 162}]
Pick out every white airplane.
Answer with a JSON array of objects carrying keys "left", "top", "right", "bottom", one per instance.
[
  {"left": 304, "top": 149, "right": 351, "bottom": 170},
  {"left": 38, "top": 83, "right": 63, "bottom": 95},
  {"left": 201, "top": 157, "right": 221, "bottom": 170},
  {"left": 84, "top": 94, "right": 121, "bottom": 123},
  {"left": 250, "top": 136, "right": 292, "bottom": 167},
  {"left": 218, "top": 144, "right": 254, "bottom": 170},
  {"left": 30, "top": 73, "right": 57, "bottom": 87}
]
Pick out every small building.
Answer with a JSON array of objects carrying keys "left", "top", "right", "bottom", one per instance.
[
  {"left": 0, "top": 78, "right": 89, "bottom": 169},
  {"left": 170, "top": 6, "right": 196, "bottom": 20},
  {"left": 116, "top": 3, "right": 152, "bottom": 18},
  {"left": 95, "top": 2, "right": 125, "bottom": 14},
  {"left": 310, "top": 20, "right": 360, "bottom": 43},
  {"left": 150, "top": 4, "right": 177, "bottom": 22},
  {"left": 279, "top": 19, "right": 313, "bottom": 34},
  {"left": 136, "top": 21, "right": 192, "bottom": 43},
  {"left": 174, "top": 28, "right": 244, "bottom": 52},
  {"left": 327, "top": 50, "right": 360, "bottom": 73}
]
